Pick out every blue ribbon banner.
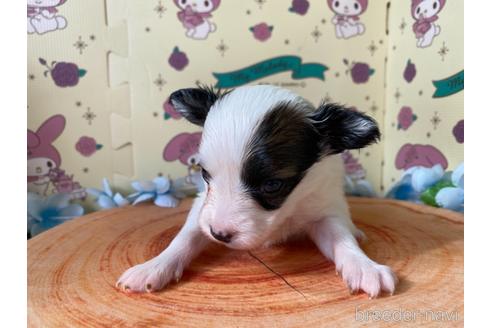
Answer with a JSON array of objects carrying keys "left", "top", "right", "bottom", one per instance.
[
  {"left": 213, "top": 56, "right": 328, "bottom": 88},
  {"left": 432, "top": 70, "right": 464, "bottom": 98}
]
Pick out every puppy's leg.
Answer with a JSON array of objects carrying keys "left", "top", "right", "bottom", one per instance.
[
  {"left": 116, "top": 195, "right": 209, "bottom": 293},
  {"left": 308, "top": 217, "right": 397, "bottom": 298}
]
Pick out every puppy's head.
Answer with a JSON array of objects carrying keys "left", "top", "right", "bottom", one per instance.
[{"left": 170, "top": 85, "right": 379, "bottom": 249}]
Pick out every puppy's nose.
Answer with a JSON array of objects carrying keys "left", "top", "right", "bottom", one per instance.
[{"left": 210, "top": 226, "right": 234, "bottom": 243}]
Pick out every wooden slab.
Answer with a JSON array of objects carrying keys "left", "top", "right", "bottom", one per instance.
[{"left": 28, "top": 198, "right": 463, "bottom": 327}]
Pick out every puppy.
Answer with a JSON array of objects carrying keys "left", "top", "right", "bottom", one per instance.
[{"left": 117, "top": 85, "right": 397, "bottom": 298}]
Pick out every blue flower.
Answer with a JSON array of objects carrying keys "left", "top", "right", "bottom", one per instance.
[
  {"left": 129, "top": 177, "right": 180, "bottom": 208},
  {"left": 27, "top": 192, "right": 84, "bottom": 237},
  {"left": 86, "top": 178, "right": 129, "bottom": 209}
]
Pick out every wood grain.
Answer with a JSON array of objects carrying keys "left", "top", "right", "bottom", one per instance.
[{"left": 28, "top": 198, "right": 463, "bottom": 327}]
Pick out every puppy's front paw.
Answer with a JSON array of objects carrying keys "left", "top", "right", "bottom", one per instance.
[
  {"left": 116, "top": 257, "right": 183, "bottom": 293},
  {"left": 338, "top": 255, "right": 397, "bottom": 298}
]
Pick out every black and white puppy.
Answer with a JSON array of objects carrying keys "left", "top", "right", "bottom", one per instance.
[{"left": 117, "top": 85, "right": 397, "bottom": 298}]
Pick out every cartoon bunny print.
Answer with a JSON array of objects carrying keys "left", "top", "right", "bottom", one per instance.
[
  {"left": 327, "top": 0, "right": 368, "bottom": 39},
  {"left": 27, "top": 0, "right": 68, "bottom": 35},
  {"left": 411, "top": 0, "right": 445, "bottom": 48},
  {"left": 28, "top": 115, "right": 85, "bottom": 198},
  {"left": 174, "top": 0, "right": 221, "bottom": 40}
]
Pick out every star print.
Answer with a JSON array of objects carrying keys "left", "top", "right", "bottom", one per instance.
[
  {"left": 426, "top": 132, "right": 431, "bottom": 138},
  {"left": 321, "top": 18, "right": 327, "bottom": 24},
  {"left": 365, "top": 95, "right": 370, "bottom": 101},
  {"left": 75, "top": 101, "right": 82, "bottom": 107},
  {"left": 369, "top": 102, "right": 378, "bottom": 113},
  {"left": 89, "top": 35, "right": 96, "bottom": 41},
  {"left": 246, "top": 10, "right": 251, "bottom": 15},
  {"left": 311, "top": 26, "right": 322, "bottom": 42},
  {"left": 438, "top": 42, "right": 449, "bottom": 61},
  {"left": 73, "top": 36, "right": 88, "bottom": 55},
  {"left": 368, "top": 41, "right": 377, "bottom": 56},
  {"left": 335, "top": 72, "right": 340, "bottom": 78},
  {"left": 216, "top": 40, "right": 229, "bottom": 57},
  {"left": 154, "top": 73, "right": 166, "bottom": 91},
  {"left": 153, "top": 112, "right": 159, "bottom": 117},
  {"left": 365, "top": 152, "right": 370, "bottom": 157},
  {"left": 418, "top": 90, "right": 423, "bottom": 96},
  {"left": 154, "top": 1, "right": 167, "bottom": 18},
  {"left": 379, "top": 39, "right": 384, "bottom": 45},
  {"left": 399, "top": 18, "right": 406, "bottom": 34},
  {"left": 145, "top": 27, "right": 151, "bottom": 32},
  {"left": 157, "top": 172, "right": 163, "bottom": 177},
  {"left": 82, "top": 107, "right": 96, "bottom": 125},
  {"left": 28, "top": 74, "right": 35, "bottom": 80},
  {"left": 255, "top": 0, "right": 267, "bottom": 9},
  {"left": 430, "top": 112, "right": 441, "bottom": 129},
  {"left": 394, "top": 89, "right": 401, "bottom": 103},
  {"left": 284, "top": 39, "right": 290, "bottom": 45},
  {"left": 195, "top": 80, "right": 202, "bottom": 86},
  {"left": 83, "top": 168, "right": 89, "bottom": 173}
]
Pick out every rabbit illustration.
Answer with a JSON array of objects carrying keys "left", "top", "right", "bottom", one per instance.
[
  {"left": 327, "top": 0, "right": 368, "bottom": 39},
  {"left": 174, "top": 0, "right": 221, "bottom": 40},
  {"left": 411, "top": 0, "right": 446, "bottom": 48},
  {"left": 27, "top": 0, "right": 68, "bottom": 35},
  {"left": 27, "top": 115, "right": 66, "bottom": 195}
]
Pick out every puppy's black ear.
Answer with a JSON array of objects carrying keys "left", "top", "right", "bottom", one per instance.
[
  {"left": 309, "top": 103, "right": 381, "bottom": 155},
  {"left": 169, "top": 86, "right": 224, "bottom": 126}
]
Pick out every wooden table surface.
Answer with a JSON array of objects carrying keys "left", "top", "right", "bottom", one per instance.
[{"left": 28, "top": 197, "right": 464, "bottom": 327}]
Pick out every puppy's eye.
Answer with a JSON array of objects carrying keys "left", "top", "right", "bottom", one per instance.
[
  {"left": 261, "top": 179, "right": 284, "bottom": 194},
  {"left": 201, "top": 168, "right": 211, "bottom": 183}
]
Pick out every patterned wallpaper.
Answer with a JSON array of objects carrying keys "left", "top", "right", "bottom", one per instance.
[{"left": 27, "top": 0, "right": 463, "bottom": 200}]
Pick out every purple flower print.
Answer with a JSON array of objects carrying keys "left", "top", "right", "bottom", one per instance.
[
  {"left": 343, "top": 59, "right": 374, "bottom": 84},
  {"left": 453, "top": 120, "right": 464, "bottom": 143},
  {"left": 289, "top": 0, "right": 310, "bottom": 15},
  {"left": 351, "top": 63, "right": 374, "bottom": 84},
  {"left": 39, "top": 58, "right": 87, "bottom": 87},
  {"left": 250, "top": 23, "right": 273, "bottom": 42},
  {"left": 397, "top": 106, "right": 417, "bottom": 130},
  {"left": 168, "top": 47, "right": 189, "bottom": 71},
  {"left": 403, "top": 59, "right": 417, "bottom": 83},
  {"left": 75, "top": 136, "right": 102, "bottom": 157}
]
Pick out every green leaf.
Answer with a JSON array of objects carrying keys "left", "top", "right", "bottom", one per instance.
[
  {"left": 164, "top": 113, "right": 171, "bottom": 120},
  {"left": 420, "top": 180, "right": 455, "bottom": 207},
  {"left": 96, "top": 144, "right": 103, "bottom": 150},
  {"left": 369, "top": 69, "right": 375, "bottom": 75},
  {"left": 78, "top": 69, "right": 87, "bottom": 77}
]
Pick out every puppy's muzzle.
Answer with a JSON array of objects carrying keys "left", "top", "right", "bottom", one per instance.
[{"left": 209, "top": 226, "right": 234, "bottom": 243}]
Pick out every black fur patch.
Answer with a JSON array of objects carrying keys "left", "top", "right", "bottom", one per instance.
[
  {"left": 241, "top": 101, "right": 319, "bottom": 210},
  {"left": 309, "top": 103, "right": 381, "bottom": 155},
  {"left": 169, "top": 86, "right": 229, "bottom": 126},
  {"left": 241, "top": 101, "right": 380, "bottom": 211}
]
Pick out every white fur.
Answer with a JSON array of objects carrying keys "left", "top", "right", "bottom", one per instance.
[{"left": 117, "top": 85, "right": 397, "bottom": 297}]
